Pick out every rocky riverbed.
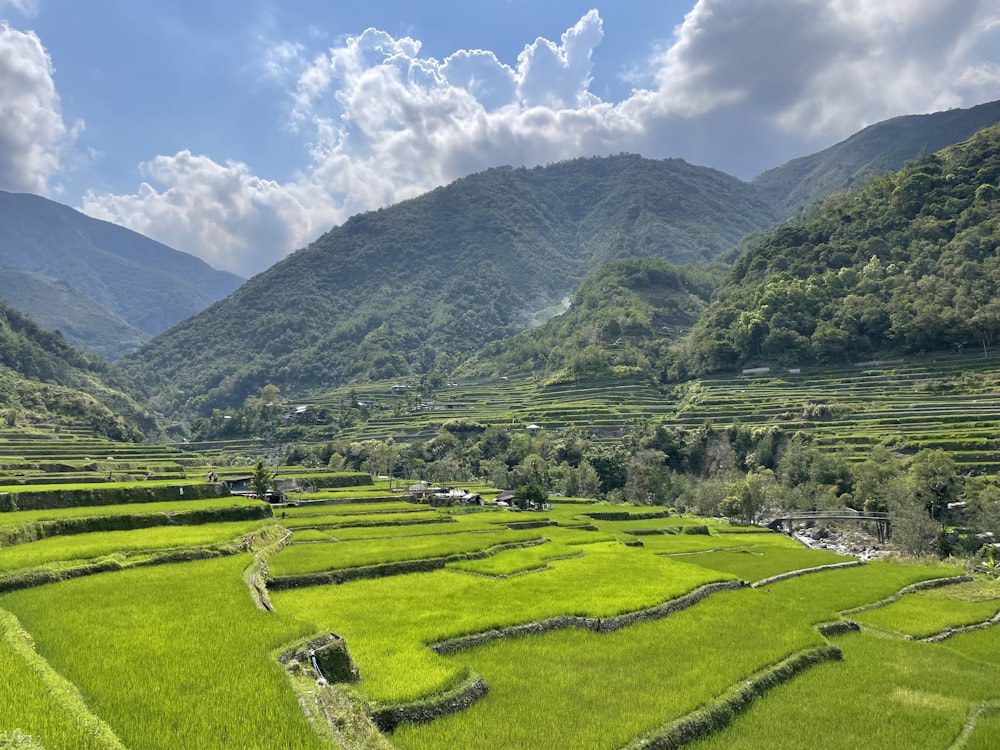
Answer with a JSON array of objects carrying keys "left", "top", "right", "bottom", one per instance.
[{"left": 791, "top": 524, "right": 883, "bottom": 561}]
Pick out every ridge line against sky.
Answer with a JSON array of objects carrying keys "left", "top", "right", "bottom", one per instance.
[{"left": 1, "top": 0, "right": 999, "bottom": 277}]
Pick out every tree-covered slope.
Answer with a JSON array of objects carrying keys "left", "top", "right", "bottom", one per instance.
[
  {"left": 0, "top": 301, "right": 153, "bottom": 439},
  {"left": 754, "top": 99, "right": 1000, "bottom": 219},
  {"left": 686, "top": 123, "right": 1000, "bottom": 374},
  {"left": 0, "top": 190, "right": 243, "bottom": 354},
  {"left": 457, "top": 257, "right": 722, "bottom": 383},
  {"left": 118, "top": 155, "right": 774, "bottom": 417}
]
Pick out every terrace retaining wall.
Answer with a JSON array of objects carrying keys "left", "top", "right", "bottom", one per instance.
[
  {"left": 0, "top": 482, "right": 229, "bottom": 512},
  {"left": 621, "top": 645, "right": 843, "bottom": 749},
  {"left": 266, "top": 539, "right": 550, "bottom": 590},
  {"left": 0, "top": 503, "right": 272, "bottom": 548},
  {"left": 370, "top": 673, "right": 489, "bottom": 732},
  {"left": 431, "top": 579, "right": 748, "bottom": 654}
]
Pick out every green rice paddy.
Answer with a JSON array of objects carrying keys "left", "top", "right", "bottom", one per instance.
[{"left": 0, "top": 469, "right": 995, "bottom": 749}]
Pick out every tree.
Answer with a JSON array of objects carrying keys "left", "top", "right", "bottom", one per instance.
[
  {"left": 513, "top": 481, "right": 548, "bottom": 510},
  {"left": 722, "top": 468, "right": 778, "bottom": 525},
  {"left": 908, "top": 449, "right": 960, "bottom": 522},
  {"left": 250, "top": 458, "right": 274, "bottom": 499},
  {"left": 886, "top": 475, "right": 941, "bottom": 556}
]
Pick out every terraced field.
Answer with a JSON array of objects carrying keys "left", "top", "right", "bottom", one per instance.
[
  {"left": 269, "top": 356, "right": 1000, "bottom": 476},
  {"left": 2, "top": 475, "right": 999, "bottom": 749},
  {"left": 673, "top": 356, "right": 1000, "bottom": 469}
]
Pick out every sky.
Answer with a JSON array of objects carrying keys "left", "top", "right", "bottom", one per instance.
[{"left": 1, "top": 1, "right": 999, "bottom": 278}]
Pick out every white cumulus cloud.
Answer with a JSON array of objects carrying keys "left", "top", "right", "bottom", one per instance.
[
  {"left": 75, "top": 1, "right": 1000, "bottom": 276},
  {"left": 0, "top": 20, "right": 77, "bottom": 194}
]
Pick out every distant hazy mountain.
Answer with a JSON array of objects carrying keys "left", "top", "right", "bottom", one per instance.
[
  {"left": 754, "top": 99, "right": 1000, "bottom": 219},
  {"left": 0, "top": 190, "right": 243, "bottom": 358},
  {"left": 0, "top": 265, "right": 149, "bottom": 360}
]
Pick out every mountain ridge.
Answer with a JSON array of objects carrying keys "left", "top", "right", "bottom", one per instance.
[{"left": 0, "top": 190, "right": 244, "bottom": 358}]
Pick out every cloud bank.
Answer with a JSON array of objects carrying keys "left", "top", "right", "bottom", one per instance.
[
  {"left": 0, "top": 20, "right": 76, "bottom": 194},
  {"left": 9, "top": 1, "right": 1000, "bottom": 276}
]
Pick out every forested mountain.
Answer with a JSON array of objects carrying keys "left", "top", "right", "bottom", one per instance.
[
  {"left": 117, "top": 155, "right": 774, "bottom": 417},
  {"left": 0, "top": 190, "right": 243, "bottom": 358},
  {"left": 753, "top": 99, "right": 1000, "bottom": 220},
  {"left": 457, "top": 257, "right": 722, "bottom": 383},
  {"left": 685, "top": 124, "right": 1000, "bottom": 374},
  {"left": 0, "top": 301, "right": 153, "bottom": 439},
  {"left": 105, "top": 101, "right": 1000, "bottom": 425}
]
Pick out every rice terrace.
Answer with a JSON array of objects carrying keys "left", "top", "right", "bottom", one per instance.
[{"left": 3, "top": 352, "right": 1000, "bottom": 750}]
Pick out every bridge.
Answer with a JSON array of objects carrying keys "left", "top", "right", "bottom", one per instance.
[{"left": 767, "top": 511, "right": 891, "bottom": 543}]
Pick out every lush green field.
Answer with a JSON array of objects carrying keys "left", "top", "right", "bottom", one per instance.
[
  {"left": 272, "top": 542, "right": 734, "bottom": 704},
  {"left": 267, "top": 527, "right": 546, "bottom": 577},
  {"left": 691, "top": 632, "right": 1000, "bottom": 750},
  {"left": 0, "top": 479, "right": 993, "bottom": 750},
  {"left": 0, "top": 496, "right": 266, "bottom": 528},
  {"left": 0, "top": 609, "right": 125, "bottom": 750},
  {"left": 854, "top": 580, "right": 1000, "bottom": 638},
  {"left": 669, "top": 543, "right": 852, "bottom": 582},
  {"left": 392, "top": 587, "right": 825, "bottom": 750},
  {"left": 0, "top": 556, "right": 325, "bottom": 750},
  {"left": 0, "top": 520, "right": 266, "bottom": 575}
]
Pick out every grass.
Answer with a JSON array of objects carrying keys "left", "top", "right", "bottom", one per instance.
[
  {"left": 277, "top": 509, "right": 446, "bottom": 529},
  {"left": 0, "top": 520, "right": 268, "bottom": 575},
  {"left": 271, "top": 542, "right": 734, "bottom": 704},
  {"left": 690, "top": 631, "right": 1000, "bottom": 750},
  {"left": 0, "top": 496, "right": 266, "bottom": 528},
  {"left": 0, "top": 556, "right": 327, "bottom": 750},
  {"left": 391, "top": 587, "right": 826, "bottom": 750},
  {"left": 854, "top": 580, "right": 1000, "bottom": 638},
  {"left": 637, "top": 531, "right": 789, "bottom": 554},
  {"left": 277, "top": 501, "right": 422, "bottom": 516},
  {"left": 0, "top": 609, "right": 125, "bottom": 750},
  {"left": 266, "top": 527, "right": 546, "bottom": 577},
  {"left": 445, "top": 539, "right": 585, "bottom": 576},
  {"left": 668, "top": 543, "right": 852, "bottom": 582}
]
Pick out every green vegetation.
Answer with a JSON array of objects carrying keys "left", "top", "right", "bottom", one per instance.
[
  {"left": 272, "top": 542, "right": 734, "bottom": 704},
  {"left": 0, "top": 556, "right": 324, "bottom": 750},
  {"left": 0, "top": 302, "right": 152, "bottom": 440},
  {"left": 687, "top": 124, "right": 1000, "bottom": 374},
  {"left": 2, "top": 107, "right": 1000, "bottom": 750},
  {"left": 118, "top": 155, "right": 776, "bottom": 419},
  {"left": 853, "top": 579, "right": 1000, "bottom": 638},
  {"left": 267, "top": 527, "right": 546, "bottom": 577},
  {"left": 459, "top": 257, "right": 723, "bottom": 383},
  {"left": 692, "top": 632, "right": 1000, "bottom": 750}
]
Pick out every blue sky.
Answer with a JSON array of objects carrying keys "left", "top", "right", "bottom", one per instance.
[{"left": 1, "top": 1, "right": 999, "bottom": 276}]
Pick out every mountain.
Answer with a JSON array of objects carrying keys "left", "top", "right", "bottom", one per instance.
[
  {"left": 118, "top": 155, "right": 774, "bottom": 417},
  {"left": 0, "top": 265, "right": 149, "bottom": 360},
  {"left": 456, "top": 257, "right": 722, "bottom": 384},
  {"left": 0, "top": 190, "right": 244, "bottom": 358},
  {"left": 119, "top": 102, "right": 1000, "bottom": 423},
  {"left": 754, "top": 99, "right": 1000, "bottom": 220},
  {"left": 0, "top": 300, "right": 154, "bottom": 439},
  {"left": 686, "top": 123, "right": 1000, "bottom": 374}
]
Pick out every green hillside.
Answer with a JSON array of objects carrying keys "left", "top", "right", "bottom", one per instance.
[
  {"left": 0, "top": 301, "right": 153, "bottom": 440},
  {"left": 0, "top": 189, "right": 243, "bottom": 357},
  {"left": 118, "top": 155, "right": 774, "bottom": 418},
  {"left": 687, "top": 123, "right": 1000, "bottom": 374},
  {"left": 457, "top": 257, "right": 723, "bottom": 383}
]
